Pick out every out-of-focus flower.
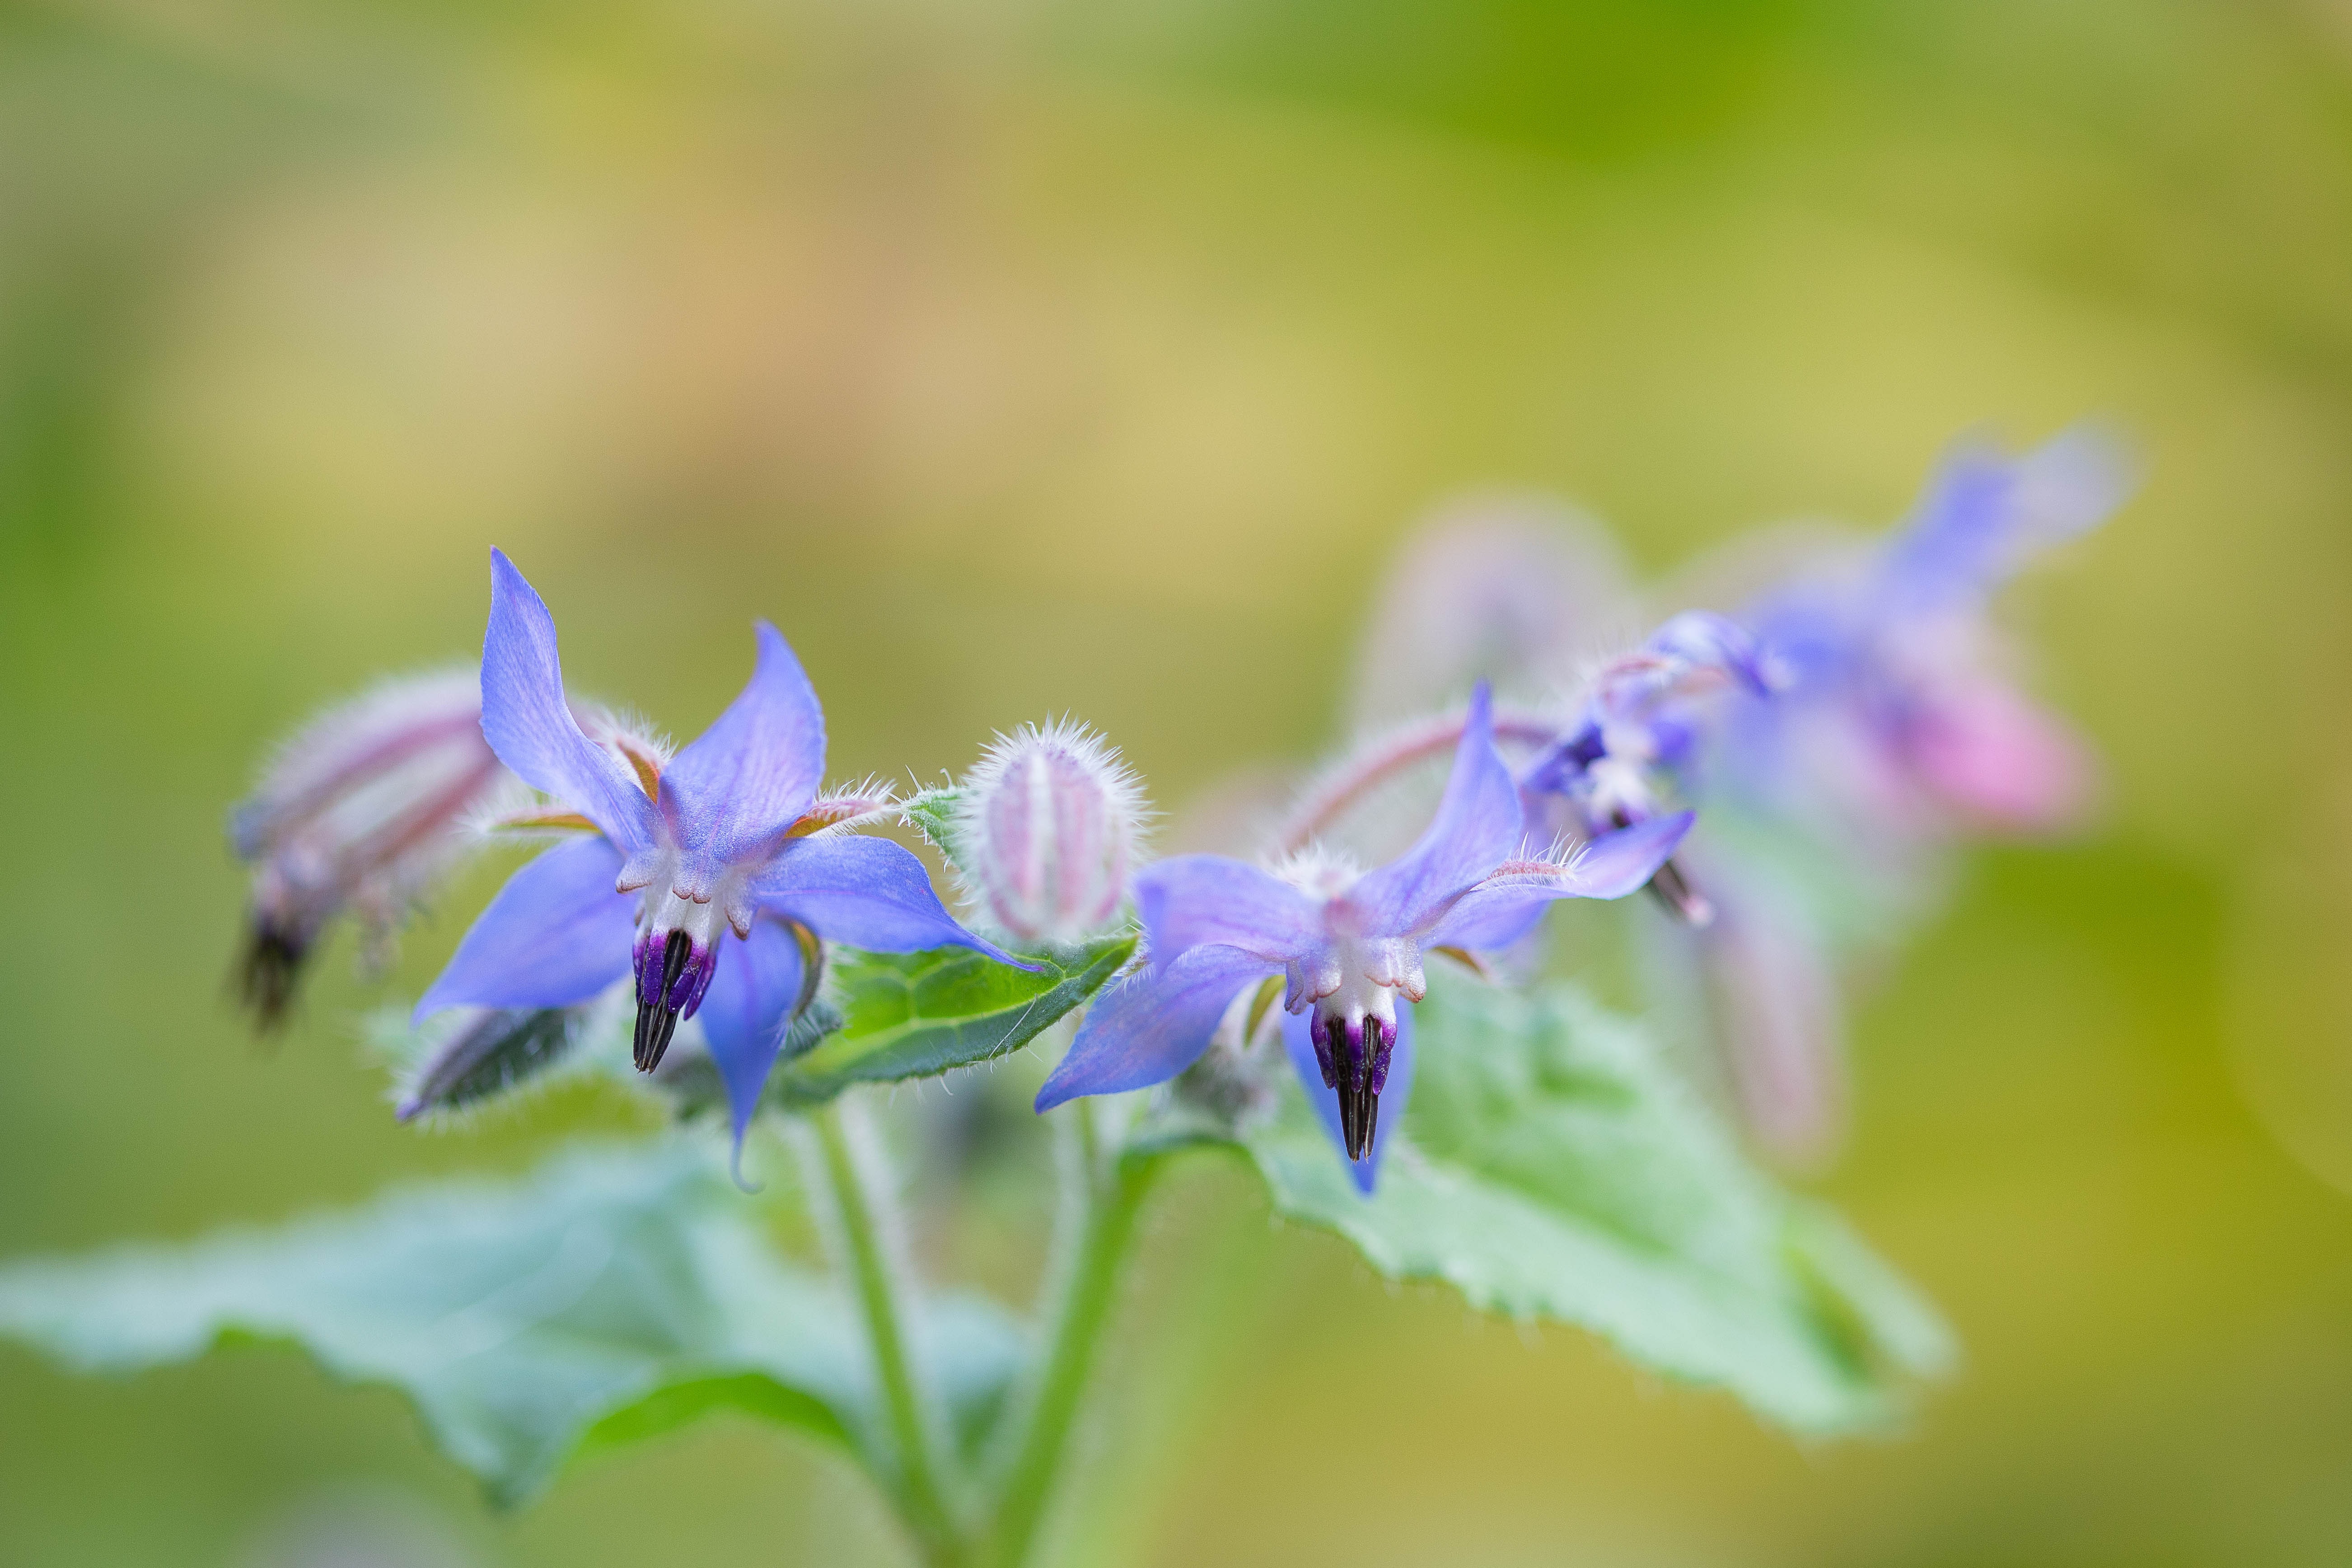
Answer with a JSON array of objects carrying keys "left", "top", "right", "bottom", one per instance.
[
  {"left": 955, "top": 720, "right": 1146, "bottom": 944},
  {"left": 1349, "top": 496, "right": 1637, "bottom": 730},
  {"left": 413, "top": 550, "right": 1022, "bottom": 1165},
  {"left": 1732, "top": 431, "right": 2127, "bottom": 848},
  {"left": 1314, "top": 427, "right": 2125, "bottom": 1169},
  {"left": 1038, "top": 686, "right": 1690, "bottom": 1189},
  {"left": 231, "top": 670, "right": 512, "bottom": 1030},
  {"left": 1519, "top": 610, "right": 1781, "bottom": 926}
]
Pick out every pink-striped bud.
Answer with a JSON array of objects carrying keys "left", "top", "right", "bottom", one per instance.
[
  {"left": 955, "top": 721, "right": 1146, "bottom": 945},
  {"left": 231, "top": 669, "right": 512, "bottom": 1028}
]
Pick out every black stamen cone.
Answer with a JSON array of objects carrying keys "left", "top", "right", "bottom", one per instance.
[
  {"left": 236, "top": 917, "right": 308, "bottom": 1033},
  {"left": 634, "top": 929, "right": 694, "bottom": 1072},
  {"left": 1331, "top": 1015, "right": 1378, "bottom": 1162}
]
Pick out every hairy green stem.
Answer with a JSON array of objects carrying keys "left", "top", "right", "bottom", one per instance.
[
  {"left": 806, "top": 1101, "right": 967, "bottom": 1566},
  {"left": 981, "top": 1102, "right": 1162, "bottom": 1568}
]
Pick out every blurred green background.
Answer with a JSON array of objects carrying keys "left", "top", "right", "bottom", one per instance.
[{"left": 5, "top": 0, "right": 2352, "bottom": 1562}]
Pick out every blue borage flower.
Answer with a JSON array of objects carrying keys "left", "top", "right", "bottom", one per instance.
[
  {"left": 1517, "top": 610, "right": 1780, "bottom": 926},
  {"left": 415, "top": 550, "right": 1024, "bottom": 1165},
  {"left": 1037, "top": 684, "right": 1690, "bottom": 1190}
]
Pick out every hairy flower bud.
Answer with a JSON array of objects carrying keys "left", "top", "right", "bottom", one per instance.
[
  {"left": 393, "top": 1006, "right": 583, "bottom": 1122},
  {"left": 954, "top": 721, "right": 1146, "bottom": 945},
  {"left": 231, "top": 669, "right": 511, "bottom": 1029}
]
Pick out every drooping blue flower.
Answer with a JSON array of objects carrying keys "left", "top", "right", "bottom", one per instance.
[
  {"left": 416, "top": 550, "right": 1020, "bottom": 1161},
  {"left": 1516, "top": 610, "right": 1777, "bottom": 925},
  {"left": 1037, "top": 684, "right": 1690, "bottom": 1190}
]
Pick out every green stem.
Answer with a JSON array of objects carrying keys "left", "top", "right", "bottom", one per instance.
[
  {"left": 982, "top": 1103, "right": 1162, "bottom": 1568},
  {"left": 807, "top": 1100, "right": 966, "bottom": 1566}
]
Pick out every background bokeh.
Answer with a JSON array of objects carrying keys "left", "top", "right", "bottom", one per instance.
[{"left": 5, "top": 0, "right": 2352, "bottom": 1562}]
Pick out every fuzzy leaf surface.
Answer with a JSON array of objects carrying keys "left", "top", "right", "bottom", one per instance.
[
  {"left": 0, "top": 1142, "right": 1025, "bottom": 1503},
  {"left": 1234, "top": 979, "right": 1955, "bottom": 1434},
  {"left": 774, "top": 934, "right": 1136, "bottom": 1103}
]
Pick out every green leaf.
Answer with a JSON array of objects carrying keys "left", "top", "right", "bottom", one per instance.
[
  {"left": 0, "top": 1142, "right": 1026, "bottom": 1504},
  {"left": 773, "top": 934, "right": 1137, "bottom": 1105},
  {"left": 1232, "top": 978, "right": 1954, "bottom": 1434}
]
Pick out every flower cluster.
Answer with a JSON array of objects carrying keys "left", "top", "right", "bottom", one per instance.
[
  {"left": 234, "top": 430, "right": 2115, "bottom": 1189},
  {"left": 1313, "top": 428, "right": 2124, "bottom": 1160}
]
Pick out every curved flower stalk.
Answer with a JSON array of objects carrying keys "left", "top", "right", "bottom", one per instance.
[
  {"left": 414, "top": 551, "right": 1023, "bottom": 1164},
  {"left": 231, "top": 669, "right": 513, "bottom": 1028},
  {"left": 1038, "top": 685, "right": 1691, "bottom": 1188}
]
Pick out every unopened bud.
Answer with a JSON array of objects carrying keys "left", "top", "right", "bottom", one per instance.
[
  {"left": 954, "top": 721, "right": 1146, "bottom": 945},
  {"left": 231, "top": 669, "right": 511, "bottom": 1029}
]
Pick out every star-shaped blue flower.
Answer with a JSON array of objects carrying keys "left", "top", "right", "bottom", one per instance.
[
  {"left": 416, "top": 550, "right": 1020, "bottom": 1161},
  {"left": 1037, "top": 684, "right": 1690, "bottom": 1190}
]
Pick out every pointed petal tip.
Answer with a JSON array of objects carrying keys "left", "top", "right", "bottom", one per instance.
[
  {"left": 727, "top": 1134, "right": 766, "bottom": 1194},
  {"left": 977, "top": 936, "right": 1049, "bottom": 973},
  {"left": 1348, "top": 1158, "right": 1379, "bottom": 1197}
]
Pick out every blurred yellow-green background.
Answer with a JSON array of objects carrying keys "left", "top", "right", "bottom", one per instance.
[{"left": 5, "top": 0, "right": 2352, "bottom": 1562}]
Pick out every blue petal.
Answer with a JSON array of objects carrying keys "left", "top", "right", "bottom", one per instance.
[
  {"left": 1347, "top": 683, "right": 1524, "bottom": 937},
  {"left": 659, "top": 622, "right": 827, "bottom": 866},
  {"left": 1881, "top": 446, "right": 2020, "bottom": 611},
  {"left": 414, "top": 834, "right": 635, "bottom": 1020},
  {"left": 1035, "top": 944, "right": 1277, "bottom": 1110},
  {"left": 1422, "top": 811, "right": 1693, "bottom": 951},
  {"left": 752, "top": 834, "right": 1028, "bottom": 966},
  {"left": 1133, "top": 855, "right": 1319, "bottom": 964},
  {"left": 481, "top": 551, "right": 656, "bottom": 853},
  {"left": 1281, "top": 1000, "right": 1416, "bottom": 1195},
  {"left": 696, "top": 921, "right": 806, "bottom": 1180}
]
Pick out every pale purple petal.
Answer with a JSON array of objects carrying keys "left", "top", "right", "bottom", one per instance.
[
  {"left": 1282, "top": 1001, "right": 1416, "bottom": 1195},
  {"left": 1133, "top": 855, "right": 1319, "bottom": 964},
  {"left": 1421, "top": 811, "right": 1693, "bottom": 950},
  {"left": 1905, "top": 681, "right": 2095, "bottom": 832},
  {"left": 413, "top": 834, "right": 634, "bottom": 1019},
  {"left": 481, "top": 551, "right": 655, "bottom": 853},
  {"left": 751, "top": 835, "right": 1027, "bottom": 966},
  {"left": 1345, "top": 683, "right": 1524, "bottom": 938},
  {"left": 1035, "top": 945, "right": 1277, "bottom": 1110},
  {"left": 696, "top": 921, "right": 806, "bottom": 1175},
  {"left": 1646, "top": 611, "right": 1776, "bottom": 696},
  {"left": 659, "top": 622, "right": 826, "bottom": 866}
]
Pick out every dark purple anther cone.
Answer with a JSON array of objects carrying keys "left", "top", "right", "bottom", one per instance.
[
  {"left": 236, "top": 915, "right": 311, "bottom": 1032},
  {"left": 1321, "top": 1012, "right": 1397, "bottom": 1162},
  {"left": 632, "top": 929, "right": 697, "bottom": 1072}
]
